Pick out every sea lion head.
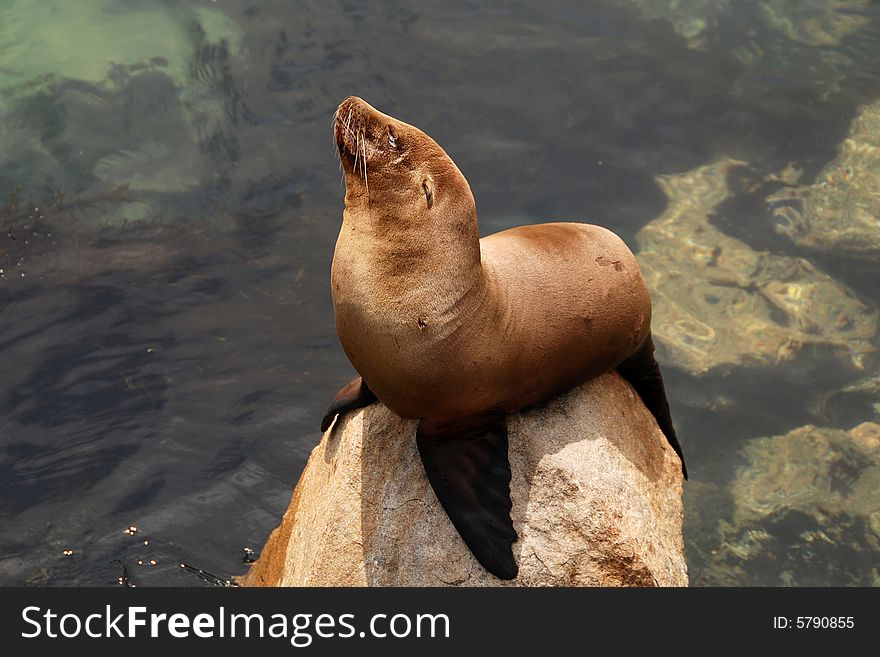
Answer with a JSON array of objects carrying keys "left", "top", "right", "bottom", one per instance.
[{"left": 333, "top": 96, "right": 475, "bottom": 227}]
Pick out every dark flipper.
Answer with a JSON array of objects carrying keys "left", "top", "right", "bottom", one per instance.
[
  {"left": 616, "top": 334, "right": 688, "bottom": 479},
  {"left": 416, "top": 418, "right": 518, "bottom": 580},
  {"left": 320, "top": 377, "right": 377, "bottom": 432}
]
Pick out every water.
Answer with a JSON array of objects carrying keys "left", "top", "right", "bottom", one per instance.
[{"left": 1, "top": 0, "right": 879, "bottom": 586}]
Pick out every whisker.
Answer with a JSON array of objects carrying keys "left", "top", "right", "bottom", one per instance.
[
  {"left": 353, "top": 129, "right": 359, "bottom": 173},
  {"left": 331, "top": 118, "right": 345, "bottom": 191},
  {"left": 362, "top": 134, "right": 369, "bottom": 198},
  {"left": 345, "top": 108, "right": 353, "bottom": 137}
]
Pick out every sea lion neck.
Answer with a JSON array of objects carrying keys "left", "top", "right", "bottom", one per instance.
[{"left": 337, "top": 191, "right": 485, "bottom": 312}]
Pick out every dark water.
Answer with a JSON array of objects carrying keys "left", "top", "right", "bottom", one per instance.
[{"left": 1, "top": 0, "right": 879, "bottom": 586}]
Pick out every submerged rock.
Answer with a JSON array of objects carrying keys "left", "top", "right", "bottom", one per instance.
[
  {"left": 766, "top": 100, "right": 880, "bottom": 262},
  {"left": 636, "top": 160, "right": 877, "bottom": 375},
  {"left": 242, "top": 372, "right": 687, "bottom": 587},
  {"left": 842, "top": 373, "right": 880, "bottom": 417},
  {"left": 0, "top": 1, "right": 238, "bottom": 88},
  {"left": 756, "top": 0, "right": 873, "bottom": 47},
  {"left": 626, "top": 0, "right": 872, "bottom": 50},
  {"left": 625, "top": 0, "right": 728, "bottom": 49},
  {"left": 695, "top": 422, "right": 880, "bottom": 586},
  {"left": 0, "top": 2, "right": 243, "bottom": 209}
]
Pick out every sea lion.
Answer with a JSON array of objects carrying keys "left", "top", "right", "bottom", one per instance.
[{"left": 322, "top": 96, "right": 686, "bottom": 580}]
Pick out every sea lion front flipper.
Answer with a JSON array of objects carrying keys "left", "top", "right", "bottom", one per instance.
[
  {"left": 416, "top": 419, "right": 518, "bottom": 580},
  {"left": 320, "top": 377, "right": 377, "bottom": 432},
  {"left": 616, "top": 334, "right": 688, "bottom": 479}
]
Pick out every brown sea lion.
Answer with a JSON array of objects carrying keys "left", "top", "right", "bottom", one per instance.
[{"left": 322, "top": 96, "right": 686, "bottom": 580}]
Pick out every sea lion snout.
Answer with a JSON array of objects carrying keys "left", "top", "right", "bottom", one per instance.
[
  {"left": 333, "top": 96, "right": 396, "bottom": 167},
  {"left": 333, "top": 96, "right": 365, "bottom": 160}
]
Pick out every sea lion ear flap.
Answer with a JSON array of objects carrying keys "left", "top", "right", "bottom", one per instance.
[
  {"left": 416, "top": 419, "right": 518, "bottom": 580},
  {"left": 422, "top": 179, "right": 434, "bottom": 208}
]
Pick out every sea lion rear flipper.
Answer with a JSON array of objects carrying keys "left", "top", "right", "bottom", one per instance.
[
  {"left": 320, "top": 377, "right": 377, "bottom": 432},
  {"left": 616, "top": 334, "right": 688, "bottom": 479},
  {"left": 416, "top": 419, "right": 518, "bottom": 580}
]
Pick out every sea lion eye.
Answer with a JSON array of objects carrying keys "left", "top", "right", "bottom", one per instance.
[
  {"left": 387, "top": 124, "right": 397, "bottom": 148},
  {"left": 422, "top": 179, "right": 434, "bottom": 208}
]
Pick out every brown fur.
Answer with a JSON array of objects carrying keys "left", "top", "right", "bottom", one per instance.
[{"left": 331, "top": 96, "right": 652, "bottom": 427}]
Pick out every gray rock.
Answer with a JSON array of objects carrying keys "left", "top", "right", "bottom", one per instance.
[{"left": 243, "top": 372, "right": 687, "bottom": 587}]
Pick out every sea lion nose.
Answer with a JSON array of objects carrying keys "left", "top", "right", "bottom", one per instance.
[
  {"left": 334, "top": 96, "right": 385, "bottom": 157},
  {"left": 337, "top": 95, "right": 366, "bottom": 117},
  {"left": 334, "top": 98, "right": 361, "bottom": 151}
]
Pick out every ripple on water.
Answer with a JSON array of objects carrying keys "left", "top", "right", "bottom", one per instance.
[{"left": 2, "top": 0, "right": 880, "bottom": 588}]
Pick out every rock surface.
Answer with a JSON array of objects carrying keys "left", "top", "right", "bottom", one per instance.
[{"left": 242, "top": 372, "right": 687, "bottom": 587}]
